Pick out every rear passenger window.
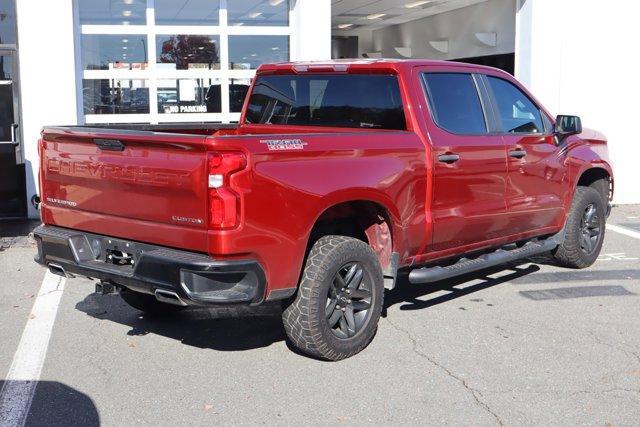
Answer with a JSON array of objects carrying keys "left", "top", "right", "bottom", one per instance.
[
  {"left": 422, "top": 73, "right": 487, "bottom": 135},
  {"left": 486, "top": 76, "right": 544, "bottom": 134}
]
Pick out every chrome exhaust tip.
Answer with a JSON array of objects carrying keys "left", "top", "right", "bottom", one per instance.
[
  {"left": 48, "top": 263, "right": 68, "bottom": 278},
  {"left": 154, "top": 289, "right": 187, "bottom": 306}
]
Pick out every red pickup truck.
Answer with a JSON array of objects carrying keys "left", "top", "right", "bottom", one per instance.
[{"left": 34, "top": 60, "right": 613, "bottom": 360}]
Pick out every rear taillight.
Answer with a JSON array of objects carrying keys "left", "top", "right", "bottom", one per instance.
[{"left": 207, "top": 152, "right": 246, "bottom": 229}]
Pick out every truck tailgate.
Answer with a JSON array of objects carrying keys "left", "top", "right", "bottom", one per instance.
[{"left": 39, "top": 127, "right": 210, "bottom": 251}]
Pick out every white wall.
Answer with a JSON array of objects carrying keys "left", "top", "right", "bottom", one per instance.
[
  {"left": 370, "top": 0, "right": 516, "bottom": 60},
  {"left": 332, "top": 28, "right": 374, "bottom": 58},
  {"left": 516, "top": 0, "right": 639, "bottom": 204},
  {"left": 17, "top": 0, "right": 79, "bottom": 218},
  {"left": 291, "top": 0, "right": 331, "bottom": 61}
]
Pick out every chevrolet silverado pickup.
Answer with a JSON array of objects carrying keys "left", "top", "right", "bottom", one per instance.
[{"left": 34, "top": 60, "right": 613, "bottom": 360}]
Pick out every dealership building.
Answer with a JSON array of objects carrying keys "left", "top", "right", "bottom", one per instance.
[{"left": 0, "top": 0, "right": 637, "bottom": 220}]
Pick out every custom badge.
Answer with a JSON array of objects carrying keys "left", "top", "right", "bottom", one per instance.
[
  {"left": 171, "top": 215, "right": 204, "bottom": 225},
  {"left": 260, "top": 139, "right": 307, "bottom": 151}
]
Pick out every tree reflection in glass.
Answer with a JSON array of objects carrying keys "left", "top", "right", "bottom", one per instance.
[{"left": 158, "top": 35, "right": 220, "bottom": 70}]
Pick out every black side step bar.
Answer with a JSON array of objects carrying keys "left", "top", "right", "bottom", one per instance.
[{"left": 408, "top": 237, "right": 559, "bottom": 284}]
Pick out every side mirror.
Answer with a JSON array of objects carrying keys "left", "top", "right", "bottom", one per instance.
[{"left": 555, "top": 115, "right": 582, "bottom": 136}]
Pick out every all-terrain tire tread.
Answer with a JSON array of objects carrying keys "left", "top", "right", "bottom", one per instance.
[
  {"left": 282, "top": 235, "right": 383, "bottom": 361},
  {"left": 553, "top": 186, "right": 606, "bottom": 269}
]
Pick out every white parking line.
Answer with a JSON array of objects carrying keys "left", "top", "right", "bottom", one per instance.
[
  {"left": 607, "top": 223, "right": 640, "bottom": 240},
  {"left": 0, "top": 271, "right": 65, "bottom": 427}
]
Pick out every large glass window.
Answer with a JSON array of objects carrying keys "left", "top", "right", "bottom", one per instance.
[
  {"left": 229, "top": 35, "right": 288, "bottom": 70},
  {"left": 245, "top": 74, "right": 406, "bottom": 130},
  {"left": 83, "top": 79, "right": 150, "bottom": 115},
  {"left": 486, "top": 76, "right": 544, "bottom": 134},
  {"left": 79, "top": 0, "right": 290, "bottom": 123},
  {"left": 81, "top": 35, "right": 148, "bottom": 70},
  {"left": 229, "top": 78, "right": 251, "bottom": 112},
  {"left": 228, "top": 0, "right": 289, "bottom": 27},
  {"left": 157, "top": 78, "right": 221, "bottom": 114},
  {"left": 422, "top": 73, "right": 487, "bottom": 135},
  {"left": 155, "top": 0, "right": 220, "bottom": 25},
  {"left": 78, "top": 0, "right": 147, "bottom": 25},
  {"left": 156, "top": 35, "right": 220, "bottom": 70},
  {"left": 0, "top": 0, "right": 17, "bottom": 45}
]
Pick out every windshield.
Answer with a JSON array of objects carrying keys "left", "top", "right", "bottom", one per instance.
[{"left": 244, "top": 74, "right": 406, "bottom": 130}]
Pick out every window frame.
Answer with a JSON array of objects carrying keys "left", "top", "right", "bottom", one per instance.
[
  {"left": 481, "top": 74, "right": 552, "bottom": 136},
  {"left": 75, "top": 0, "right": 293, "bottom": 125},
  {"left": 420, "top": 71, "right": 493, "bottom": 136},
  {"left": 243, "top": 73, "right": 409, "bottom": 131}
]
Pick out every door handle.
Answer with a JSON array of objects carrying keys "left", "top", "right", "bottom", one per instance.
[
  {"left": 509, "top": 149, "right": 527, "bottom": 159},
  {"left": 10, "top": 123, "right": 18, "bottom": 143},
  {"left": 438, "top": 153, "right": 460, "bottom": 164}
]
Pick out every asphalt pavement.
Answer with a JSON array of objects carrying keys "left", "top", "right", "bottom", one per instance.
[{"left": 1, "top": 206, "right": 639, "bottom": 426}]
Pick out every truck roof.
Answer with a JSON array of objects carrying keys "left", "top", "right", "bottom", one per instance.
[{"left": 256, "top": 58, "right": 507, "bottom": 75}]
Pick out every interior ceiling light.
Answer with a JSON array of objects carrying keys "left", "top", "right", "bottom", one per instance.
[
  {"left": 269, "top": 0, "right": 285, "bottom": 5},
  {"left": 122, "top": 20, "right": 130, "bottom": 25},
  {"left": 366, "top": 13, "right": 386, "bottom": 20},
  {"left": 248, "top": 12, "right": 262, "bottom": 18},
  {"left": 271, "top": 46, "right": 280, "bottom": 50},
  {"left": 123, "top": 0, "right": 134, "bottom": 4},
  {"left": 122, "top": 38, "right": 128, "bottom": 43},
  {"left": 405, "top": 0, "right": 430, "bottom": 8},
  {"left": 122, "top": 10, "right": 132, "bottom": 17},
  {"left": 338, "top": 23, "right": 354, "bottom": 29}
]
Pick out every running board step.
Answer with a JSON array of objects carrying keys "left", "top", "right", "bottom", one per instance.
[{"left": 408, "top": 238, "right": 559, "bottom": 284}]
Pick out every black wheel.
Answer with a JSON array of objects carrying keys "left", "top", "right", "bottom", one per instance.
[
  {"left": 282, "top": 235, "right": 384, "bottom": 361},
  {"left": 553, "top": 186, "right": 606, "bottom": 268},
  {"left": 120, "top": 289, "right": 185, "bottom": 316}
]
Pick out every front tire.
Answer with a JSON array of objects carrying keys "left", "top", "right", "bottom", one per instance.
[
  {"left": 282, "top": 236, "right": 384, "bottom": 361},
  {"left": 553, "top": 186, "right": 606, "bottom": 268}
]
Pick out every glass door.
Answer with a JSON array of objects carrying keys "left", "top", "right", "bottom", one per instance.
[{"left": 0, "top": 50, "right": 25, "bottom": 218}]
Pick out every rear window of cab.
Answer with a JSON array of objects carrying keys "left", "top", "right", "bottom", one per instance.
[{"left": 244, "top": 74, "right": 406, "bottom": 130}]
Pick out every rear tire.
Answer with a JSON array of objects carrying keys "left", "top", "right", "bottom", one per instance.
[
  {"left": 282, "top": 236, "right": 384, "bottom": 361},
  {"left": 120, "top": 289, "right": 185, "bottom": 316},
  {"left": 553, "top": 186, "right": 606, "bottom": 268}
]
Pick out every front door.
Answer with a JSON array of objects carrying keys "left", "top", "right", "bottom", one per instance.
[
  {"left": 481, "top": 74, "right": 565, "bottom": 235},
  {"left": 0, "top": 51, "right": 25, "bottom": 219},
  {"left": 418, "top": 69, "right": 508, "bottom": 253}
]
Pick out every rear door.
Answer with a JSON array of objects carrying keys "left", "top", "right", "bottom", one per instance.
[
  {"left": 39, "top": 127, "right": 210, "bottom": 250},
  {"left": 482, "top": 74, "right": 566, "bottom": 234},
  {"left": 418, "top": 67, "right": 508, "bottom": 252}
]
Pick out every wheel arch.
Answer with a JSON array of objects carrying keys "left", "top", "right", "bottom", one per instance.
[
  {"left": 305, "top": 197, "right": 399, "bottom": 273},
  {"left": 575, "top": 166, "right": 613, "bottom": 204}
]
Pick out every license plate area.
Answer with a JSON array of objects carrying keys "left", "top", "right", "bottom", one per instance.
[
  {"left": 68, "top": 234, "right": 140, "bottom": 274},
  {"left": 102, "top": 238, "right": 139, "bottom": 267}
]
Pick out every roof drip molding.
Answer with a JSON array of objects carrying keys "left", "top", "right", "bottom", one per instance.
[
  {"left": 363, "top": 51, "right": 383, "bottom": 58},
  {"left": 428, "top": 40, "right": 449, "bottom": 53},
  {"left": 474, "top": 32, "right": 497, "bottom": 47},
  {"left": 394, "top": 47, "right": 412, "bottom": 58}
]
